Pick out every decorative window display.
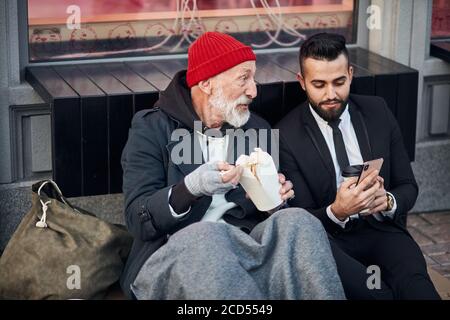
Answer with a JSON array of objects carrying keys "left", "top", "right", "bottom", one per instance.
[
  {"left": 28, "top": 0, "right": 356, "bottom": 62},
  {"left": 431, "top": 0, "right": 450, "bottom": 39}
]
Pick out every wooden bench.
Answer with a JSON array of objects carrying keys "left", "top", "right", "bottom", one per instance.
[{"left": 26, "top": 48, "right": 419, "bottom": 198}]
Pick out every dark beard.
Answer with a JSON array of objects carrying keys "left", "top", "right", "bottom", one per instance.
[{"left": 309, "top": 97, "right": 348, "bottom": 122}]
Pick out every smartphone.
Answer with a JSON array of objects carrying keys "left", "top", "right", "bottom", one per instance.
[{"left": 356, "top": 158, "right": 384, "bottom": 186}]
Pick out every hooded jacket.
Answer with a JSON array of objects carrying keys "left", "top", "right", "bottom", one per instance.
[{"left": 120, "top": 70, "right": 273, "bottom": 298}]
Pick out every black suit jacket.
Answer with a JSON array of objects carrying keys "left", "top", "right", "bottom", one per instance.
[{"left": 275, "top": 94, "right": 418, "bottom": 236}]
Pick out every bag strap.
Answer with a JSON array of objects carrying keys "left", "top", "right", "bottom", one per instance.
[
  {"left": 37, "top": 180, "right": 66, "bottom": 202},
  {"left": 35, "top": 180, "right": 79, "bottom": 228}
]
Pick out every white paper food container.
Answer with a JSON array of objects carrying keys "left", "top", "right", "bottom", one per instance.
[{"left": 236, "top": 148, "right": 283, "bottom": 211}]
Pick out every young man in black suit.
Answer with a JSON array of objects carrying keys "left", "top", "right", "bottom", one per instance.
[{"left": 276, "top": 33, "right": 440, "bottom": 300}]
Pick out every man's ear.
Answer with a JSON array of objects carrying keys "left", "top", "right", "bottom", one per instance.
[
  {"left": 198, "top": 79, "right": 212, "bottom": 95},
  {"left": 297, "top": 72, "right": 306, "bottom": 91},
  {"left": 348, "top": 65, "right": 354, "bottom": 84}
]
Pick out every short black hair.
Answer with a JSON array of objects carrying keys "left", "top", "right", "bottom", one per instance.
[{"left": 299, "top": 33, "right": 349, "bottom": 75}]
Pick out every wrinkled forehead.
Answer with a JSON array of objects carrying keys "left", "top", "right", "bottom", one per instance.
[{"left": 219, "top": 60, "right": 256, "bottom": 79}]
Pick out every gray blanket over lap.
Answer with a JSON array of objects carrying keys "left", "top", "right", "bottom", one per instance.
[{"left": 131, "top": 208, "right": 346, "bottom": 300}]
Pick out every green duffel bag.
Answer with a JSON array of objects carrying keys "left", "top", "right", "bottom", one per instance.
[{"left": 0, "top": 180, "right": 133, "bottom": 299}]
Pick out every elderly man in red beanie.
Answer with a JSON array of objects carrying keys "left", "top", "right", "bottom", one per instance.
[{"left": 120, "top": 32, "right": 345, "bottom": 300}]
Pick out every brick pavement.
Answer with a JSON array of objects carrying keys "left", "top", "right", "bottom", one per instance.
[{"left": 407, "top": 211, "right": 450, "bottom": 281}]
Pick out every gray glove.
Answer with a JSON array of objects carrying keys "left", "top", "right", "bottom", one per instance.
[{"left": 184, "top": 161, "right": 236, "bottom": 197}]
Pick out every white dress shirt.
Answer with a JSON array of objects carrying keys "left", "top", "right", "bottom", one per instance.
[
  {"left": 309, "top": 104, "right": 397, "bottom": 228},
  {"left": 168, "top": 130, "right": 237, "bottom": 222}
]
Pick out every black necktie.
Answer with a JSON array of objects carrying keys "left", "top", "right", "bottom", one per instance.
[{"left": 328, "top": 119, "right": 349, "bottom": 171}]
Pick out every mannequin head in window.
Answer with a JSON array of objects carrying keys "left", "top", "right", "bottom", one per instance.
[{"left": 298, "top": 33, "right": 354, "bottom": 122}]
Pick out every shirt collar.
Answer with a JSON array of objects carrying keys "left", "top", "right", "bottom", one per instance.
[
  {"left": 309, "top": 103, "right": 350, "bottom": 127},
  {"left": 195, "top": 130, "right": 226, "bottom": 141}
]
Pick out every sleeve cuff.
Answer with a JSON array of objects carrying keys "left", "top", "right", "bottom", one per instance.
[
  {"left": 326, "top": 205, "right": 349, "bottom": 229},
  {"left": 381, "top": 192, "right": 397, "bottom": 218},
  {"left": 168, "top": 187, "right": 191, "bottom": 218}
]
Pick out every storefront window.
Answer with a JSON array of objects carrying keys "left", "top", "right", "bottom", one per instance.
[
  {"left": 430, "top": 0, "right": 450, "bottom": 63},
  {"left": 28, "top": 0, "right": 357, "bottom": 62},
  {"left": 431, "top": 0, "right": 450, "bottom": 39}
]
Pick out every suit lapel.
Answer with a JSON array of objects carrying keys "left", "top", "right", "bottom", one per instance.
[
  {"left": 299, "top": 101, "right": 374, "bottom": 195},
  {"left": 301, "top": 104, "right": 337, "bottom": 190},
  {"left": 348, "top": 101, "right": 373, "bottom": 161}
]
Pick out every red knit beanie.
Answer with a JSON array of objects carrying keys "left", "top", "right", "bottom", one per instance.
[{"left": 186, "top": 32, "right": 256, "bottom": 88}]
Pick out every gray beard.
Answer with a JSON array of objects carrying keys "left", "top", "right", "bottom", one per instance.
[{"left": 209, "top": 88, "right": 251, "bottom": 128}]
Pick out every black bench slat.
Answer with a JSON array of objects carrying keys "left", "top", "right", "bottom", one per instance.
[
  {"left": 348, "top": 48, "right": 417, "bottom": 160},
  {"left": 107, "top": 94, "right": 135, "bottom": 193},
  {"left": 53, "top": 66, "right": 105, "bottom": 97},
  {"left": 396, "top": 72, "right": 419, "bottom": 161},
  {"left": 53, "top": 66, "right": 109, "bottom": 196},
  {"left": 79, "top": 64, "right": 132, "bottom": 95},
  {"left": 351, "top": 48, "right": 415, "bottom": 74},
  {"left": 126, "top": 62, "right": 172, "bottom": 91},
  {"left": 431, "top": 41, "right": 450, "bottom": 64},
  {"left": 103, "top": 63, "right": 159, "bottom": 113},
  {"left": 80, "top": 95, "right": 109, "bottom": 196},
  {"left": 26, "top": 67, "right": 82, "bottom": 197},
  {"left": 78, "top": 65, "right": 134, "bottom": 194},
  {"left": 103, "top": 63, "right": 156, "bottom": 93},
  {"left": 150, "top": 59, "right": 188, "bottom": 79},
  {"left": 265, "top": 52, "right": 300, "bottom": 74},
  {"left": 257, "top": 54, "right": 298, "bottom": 81},
  {"left": 253, "top": 68, "right": 284, "bottom": 126},
  {"left": 350, "top": 65, "right": 376, "bottom": 96},
  {"left": 26, "top": 67, "right": 79, "bottom": 100},
  {"left": 257, "top": 54, "right": 306, "bottom": 118}
]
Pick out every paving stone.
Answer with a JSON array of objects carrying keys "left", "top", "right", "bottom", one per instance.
[
  {"left": 432, "top": 264, "right": 450, "bottom": 278},
  {"left": 415, "top": 223, "right": 450, "bottom": 244},
  {"left": 424, "top": 255, "right": 438, "bottom": 266},
  {"left": 407, "top": 214, "right": 431, "bottom": 228},
  {"left": 420, "top": 212, "right": 450, "bottom": 225},
  {"left": 0, "top": 187, "right": 32, "bottom": 252},
  {"left": 420, "top": 242, "right": 450, "bottom": 256},
  {"left": 408, "top": 227, "right": 435, "bottom": 246},
  {"left": 432, "top": 253, "right": 450, "bottom": 266},
  {"left": 411, "top": 142, "right": 450, "bottom": 213}
]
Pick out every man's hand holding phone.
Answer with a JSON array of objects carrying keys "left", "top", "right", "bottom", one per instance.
[
  {"left": 330, "top": 169, "right": 381, "bottom": 221},
  {"left": 365, "top": 176, "right": 388, "bottom": 214}
]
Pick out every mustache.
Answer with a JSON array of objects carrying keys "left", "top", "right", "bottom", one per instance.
[
  {"left": 234, "top": 95, "right": 253, "bottom": 107},
  {"left": 319, "top": 99, "right": 343, "bottom": 106}
]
